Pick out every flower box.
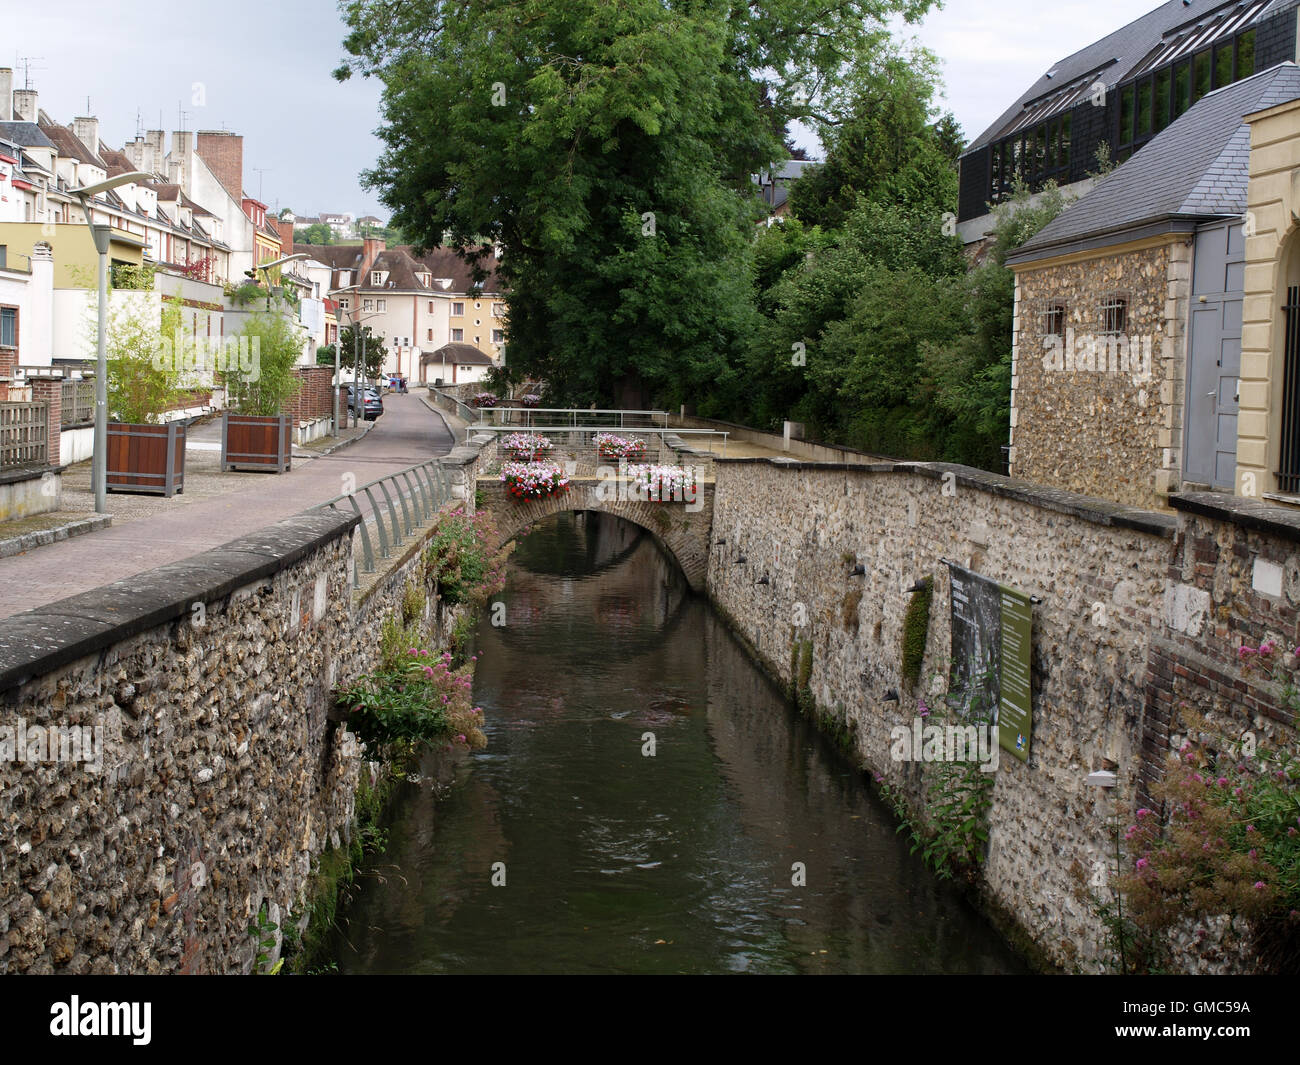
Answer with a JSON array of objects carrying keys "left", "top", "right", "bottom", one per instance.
[
  {"left": 106, "top": 421, "right": 186, "bottom": 497},
  {"left": 626, "top": 463, "right": 698, "bottom": 503},
  {"left": 500, "top": 461, "right": 571, "bottom": 500},
  {"left": 594, "top": 432, "right": 647, "bottom": 461},
  {"left": 519, "top": 394, "right": 541, "bottom": 408},
  {"left": 472, "top": 392, "right": 499, "bottom": 408},
  {"left": 500, "top": 432, "right": 554, "bottom": 461},
  {"left": 221, "top": 412, "right": 292, "bottom": 473}
]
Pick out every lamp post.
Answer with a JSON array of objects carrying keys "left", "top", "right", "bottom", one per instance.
[{"left": 69, "top": 171, "right": 153, "bottom": 514}]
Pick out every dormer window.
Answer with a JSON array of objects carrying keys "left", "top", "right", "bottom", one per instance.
[
  {"left": 372, "top": 270, "right": 383, "bottom": 285},
  {"left": 417, "top": 272, "right": 431, "bottom": 287}
]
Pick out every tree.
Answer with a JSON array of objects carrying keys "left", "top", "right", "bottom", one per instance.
[
  {"left": 100, "top": 297, "right": 187, "bottom": 424},
  {"left": 788, "top": 47, "right": 960, "bottom": 230},
  {"left": 225, "top": 312, "right": 303, "bottom": 415},
  {"left": 336, "top": 0, "right": 939, "bottom": 408},
  {"left": 295, "top": 223, "right": 335, "bottom": 245},
  {"left": 337, "top": 323, "right": 388, "bottom": 380}
]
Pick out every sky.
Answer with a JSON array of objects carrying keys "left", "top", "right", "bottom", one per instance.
[{"left": 10, "top": 0, "right": 1155, "bottom": 220}]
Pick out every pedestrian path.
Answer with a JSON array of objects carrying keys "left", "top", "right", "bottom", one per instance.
[{"left": 0, "top": 394, "right": 454, "bottom": 620}]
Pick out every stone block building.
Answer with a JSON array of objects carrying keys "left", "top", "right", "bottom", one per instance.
[{"left": 1007, "top": 64, "right": 1300, "bottom": 508}]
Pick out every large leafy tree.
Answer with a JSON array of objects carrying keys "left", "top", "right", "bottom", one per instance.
[{"left": 335, "top": 0, "right": 936, "bottom": 408}]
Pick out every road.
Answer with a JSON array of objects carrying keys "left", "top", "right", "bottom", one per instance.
[{"left": 0, "top": 394, "right": 455, "bottom": 620}]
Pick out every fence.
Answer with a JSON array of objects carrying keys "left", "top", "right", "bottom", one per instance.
[
  {"left": 317, "top": 459, "right": 454, "bottom": 588},
  {"left": 0, "top": 402, "right": 48, "bottom": 469},
  {"left": 60, "top": 380, "right": 95, "bottom": 428}
]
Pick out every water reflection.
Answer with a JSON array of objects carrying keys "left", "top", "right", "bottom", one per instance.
[{"left": 332, "top": 512, "right": 1026, "bottom": 974}]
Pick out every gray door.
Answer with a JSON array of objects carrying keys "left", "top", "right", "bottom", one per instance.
[{"left": 1184, "top": 220, "right": 1244, "bottom": 489}]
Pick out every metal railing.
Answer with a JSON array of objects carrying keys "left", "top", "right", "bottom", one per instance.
[
  {"left": 475, "top": 407, "right": 670, "bottom": 429},
  {"left": 316, "top": 458, "right": 454, "bottom": 588},
  {"left": 467, "top": 425, "right": 728, "bottom": 477},
  {"left": 428, "top": 387, "right": 481, "bottom": 424},
  {"left": 0, "top": 401, "right": 48, "bottom": 469}
]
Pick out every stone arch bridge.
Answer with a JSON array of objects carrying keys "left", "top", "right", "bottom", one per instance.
[{"left": 475, "top": 477, "right": 714, "bottom": 591}]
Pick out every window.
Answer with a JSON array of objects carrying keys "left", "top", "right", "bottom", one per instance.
[
  {"left": 0, "top": 245, "right": 6, "bottom": 269},
  {"left": 451, "top": 302, "right": 464, "bottom": 316},
  {"left": 451, "top": 328, "right": 463, "bottom": 342},
  {"left": 1043, "top": 303, "right": 1066, "bottom": 338},
  {"left": 339, "top": 297, "right": 349, "bottom": 310},
  {"left": 492, "top": 303, "right": 504, "bottom": 317},
  {"left": 372, "top": 271, "right": 382, "bottom": 285},
  {"left": 428, "top": 301, "right": 434, "bottom": 313},
  {"left": 0, "top": 306, "right": 16, "bottom": 348},
  {"left": 363, "top": 298, "right": 374, "bottom": 312},
  {"left": 491, "top": 329, "right": 504, "bottom": 344},
  {"left": 376, "top": 299, "right": 386, "bottom": 312},
  {"left": 427, "top": 328, "right": 433, "bottom": 341},
  {"left": 1102, "top": 296, "right": 1127, "bottom": 335}
]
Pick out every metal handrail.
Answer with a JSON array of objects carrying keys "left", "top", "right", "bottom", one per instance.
[
  {"left": 478, "top": 407, "right": 670, "bottom": 429},
  {"left": 465, "top": 424, "right": 728, "bottom": 457},
  {"left": 316, "top": 457, "right": 454, "bottom": 587}
]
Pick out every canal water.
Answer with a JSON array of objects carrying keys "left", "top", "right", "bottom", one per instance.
[{"left": 332, "top": 512, "right": 1027, "bottom": 974}]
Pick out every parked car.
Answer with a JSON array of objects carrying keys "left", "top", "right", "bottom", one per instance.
[{"left": 346, "top": 385, "right": 384, "bottom": 420}]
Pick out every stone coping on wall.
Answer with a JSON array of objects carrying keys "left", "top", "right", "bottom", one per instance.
[
  {"left": 0, "top": 509, "right": 359, "bottom": 694},
  {"left": 1171, "top": 491, "right": 1300, "bottom": 544},
  {"left": 715, "top": 455, "right": 1178, "bottom": 539}
]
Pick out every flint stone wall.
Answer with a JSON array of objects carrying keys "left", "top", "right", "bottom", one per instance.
[
  {"left": 707, "top": 457, "right": 1297, "bottom": 972},
  {"left": 0, "top": 500, "right": 455, "bottom": 974}
]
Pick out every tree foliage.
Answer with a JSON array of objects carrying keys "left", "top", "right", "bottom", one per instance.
[
  {"left": 225, "top": 311, "right": 303, "bottom": 416},
  {"left": 98, "top": 296, "right": 186, "bottom": 424},
  {"left": 333, "top": 323, "right": 388, "bottom": 380},
  {"left": 336, "top": 0, "right": 937, "bottom": 408}
]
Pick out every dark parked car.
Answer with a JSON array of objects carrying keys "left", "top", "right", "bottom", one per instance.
[{"left": 346, "top": 385, "right": 384, "bottom": 420}]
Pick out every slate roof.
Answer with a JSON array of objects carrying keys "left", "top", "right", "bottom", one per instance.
[
  {"left": 968, "top": 0, "right": 1280, "bottom": 153},
  {"left": 297, "top": 242, "right": 504, "bottom": 294},
  {"left": 1009, "top": 63, "right": 1300, "bottom": 263},
  {"left": 0, "top": 121, "right": 55, "bottom": 149}
]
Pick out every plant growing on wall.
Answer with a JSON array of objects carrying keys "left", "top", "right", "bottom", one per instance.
[
  {"left": 1117, "top": 648, "right": 1300, "bottom": 973},
  {"left": 900, "top": 576, "right": 932, "bottom": 689},
  {"left": 224, "top": 311, "right": 302, "bottom": 415},
  {"left": 423, "top": 504, "right": 510, "bottom": 607}
]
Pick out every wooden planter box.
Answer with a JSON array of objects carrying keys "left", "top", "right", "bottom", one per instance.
[
  {"left": 107, "top": 422, "right": 186, "bottom": 497},
  {"left": 221, "top": 413, "right": 292, "bottom": 473}
]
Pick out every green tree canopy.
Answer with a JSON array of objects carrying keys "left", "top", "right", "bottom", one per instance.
[
  {"left": 334, "top": 323, "right": 388, "bottom": 380},
  {"left": 226, "top": 312, "right": 303, "bottom": 415},
  {"left": 336, "top": 0, "right": 938, "bottom": 408}
]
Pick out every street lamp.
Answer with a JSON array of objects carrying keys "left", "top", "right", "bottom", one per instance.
[{"left": 70, "top": 170, "right": 153, "bottom": 514}]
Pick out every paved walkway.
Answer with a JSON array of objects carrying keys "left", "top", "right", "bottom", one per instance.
[{"left": 0, "top": 394, "right": 455, "bottom": 619}]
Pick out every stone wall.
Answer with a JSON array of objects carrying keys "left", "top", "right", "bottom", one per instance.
[
  {"left": 1010, "top": 238, "right": 1190, "bottom": 509},
  {"left": 706, "top": 454, "right": 1299, "bottom": 972},
  {"left": 0, "top": 491, "right": 463, "bottom": 973}
]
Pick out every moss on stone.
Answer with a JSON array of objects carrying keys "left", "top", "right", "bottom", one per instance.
[{"left": 900, "top": 576, "right": 932, "bottom": 690}]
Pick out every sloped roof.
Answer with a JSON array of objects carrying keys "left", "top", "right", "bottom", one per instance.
[
  {"left": 422, "top": 342, "right": 495, "bottom": 365},
  {"left": 1009, "top": 63, "right": 1300, "bottom": 263},
  {"left": 36, "top": 119, "right": 104, "bottom": 167},
  {"left": 0, "top": 121, "right": 55, "bottom": 149},
  {"left": 968, "top": 0, "right": 1278, "bottom": 153}
]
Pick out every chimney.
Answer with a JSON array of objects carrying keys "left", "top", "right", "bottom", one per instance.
[
  {"left": 145, "top": 129, "right": 164, "bottom": 152},
  {"left": 12, "top": 88, "right": 37, "bottom": 123},
  {"left": 195, "top": 130, "right": 244, "bottom": 204},
  {"left": 0, "top": 70, "right": 11, "bottom": 122},
  {"left": 272, "top": 217, "right": 295, "bottom": 251},
  {"left": 73, "top": 116, "right": 101, "bottom": 156},
  {"left": 170, "top": 130, "right": 194, "bottom": 193},
  {"left": 360, "top": 237, "right": 385, "bottom": 280},
  {"left": 124, "top": 135, "right": 154, "bottom": 175}
]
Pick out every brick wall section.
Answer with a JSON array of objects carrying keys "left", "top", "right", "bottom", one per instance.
[
  {"left": 286, "top": 366, "right": 334, "bottom": 423},
  {"left": 26, "top": 377, "right": 61, "bottom": 469},
  {"left": 1010, "top": 239, "right": 1189, "bottom": 508},
  {"left": 195, "top": 132, "right": 244, "bottom": 204},
  {"left": 1140, "top": 494, "right": 1300, "bottom": 808}
]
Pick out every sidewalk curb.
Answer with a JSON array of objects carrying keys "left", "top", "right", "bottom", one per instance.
[{"left": 0, "top": 514, "right": 112, "bottom": 560}]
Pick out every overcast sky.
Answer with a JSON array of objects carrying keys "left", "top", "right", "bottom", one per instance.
[{"left": 12, "top": 0, "right": 1150, "bottom": 221}]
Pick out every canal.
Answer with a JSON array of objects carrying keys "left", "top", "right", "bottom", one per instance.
[{"left": 332, "top": 511, "right": 1027, "bottom": 974}]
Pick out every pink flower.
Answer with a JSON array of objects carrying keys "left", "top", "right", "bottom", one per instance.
[
  {"left": 1136, "top": 808, "right": 1153, "bottom": 819},
  {"left": 457, "top": 734, "right": 467, "bottom": 744},
  {"left": 1249, "top": 849, "right": 1258, "bottom": 860},
  {"left": 1238, "top": 645, "right": 1257, "bottom": 659},
  {"left": 1246, "top": 824, "right": 1256, "bottom": 833},
  {"left": 1254, "top": 881, "right": 1266, "bottom": 890},
  {"left": 1260, "top": 640, "right": 1277, "bottom": 656},
  {"left": 1217, "top": 777, "right": 1228, "bottom": 787},
  {"left": 1135, "top": 858, "right": 1149, "bottom": 871}
]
